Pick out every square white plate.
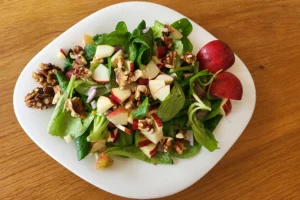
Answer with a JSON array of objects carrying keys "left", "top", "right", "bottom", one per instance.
[{"left": 14, "top": 2, "right": 256, "bottom": 199}]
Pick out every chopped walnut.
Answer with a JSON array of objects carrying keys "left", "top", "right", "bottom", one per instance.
[
  {"left": 160, "top": 35, "right": 173, "bottom": 49},
  {"left": 70, "top": 46, "right": 87, "bottom": 65},
  {"left": 164, "top": 51, "right": 177, "bottom": 68},
  {"left": 73, "top": 66, "right": 92, "bottom": 80},
  {"left": 135, "top": 85, "right": 149, "bottom": 100},
  {"left": 52, "top": 85, "right": 62, "bottom": 104},
  {"left": 115, "top": 69, "right": 142, "bottom": 89},
  {"left": 32, "top": 63, "right": 62, "bottom": 86},
  {"left": 173, "top": 139, "right": 185, "bottom": 155},
  {"left": 125, "top": 95, "right": 136, "bottom": 110},
  {"left": 138, "top": 118, "right": 154, "bottom": 132},
  {"left": 161, "top": 137, "right": 173, "bottom": 152},
  {"left": 114, "top": 57, "right": 126, "bottom": 69},
  {"left": 176, "top": 130, "right": 187, "bottom": 139},
  {"left": 24, "top": 87, "right": 54, "bottom": 109},
  {"left": 65, "top": 97, "right": 86, "bottom": 118},
  {"left": 181, "top": 52, "right": 196, "bottom": 66}
]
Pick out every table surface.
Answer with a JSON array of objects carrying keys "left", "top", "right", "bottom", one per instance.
[{"left": 1, "top": 0, "right": 300, "bottom": 199}]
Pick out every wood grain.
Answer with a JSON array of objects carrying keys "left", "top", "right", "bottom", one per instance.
[{"left": 1, "top": 0, "right": 300, "bottom": 199}]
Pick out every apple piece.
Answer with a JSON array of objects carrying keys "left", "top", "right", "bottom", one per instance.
[
  {"left": 57, "top": 49, "right": 66, "bottom": 59},
  {"left": 107, "top": 129, "right": 119, "bottom": 143},
  {"left": 154, "top": 85, "right": 170, "bottom": 101},
  {"left": 155, "top": 74, "right": 174, "bottom": 85},
  {"left": 152, "top": 56, "right": 161, "bottom": 64},
  {"left": 140, "top": 143, "right": 158, "bottom": 158},
  {"left": 116, "top": 125, "right": 132, "bottom": 135},
  {"left": 111, "top": 88, "right": 131, "bottom": 104},
  {"left": 83, "top": 33, "right": 95, "bottom": 46},
  {"left": 91, "top": 64, "right": 110, "bottom": 83},
  {"left": 127, "top": 115, "right": 133, "bottom": 124},
  {"left": 125, "top": 60, "right": 135, "bottom": 72},
  {"left": 63, "top": 135, "right": 73, "bottom": 143},
  {"left": 149, "top": 80, "right": 165, "bottom": 100},
  {"left": 183, "top": 73, "right": 193, "bottom": 78},
  {"left": 137, "top": 78, "right": 149, "bottom": 85},
  {"left": 210, "top": 72, "right": 243, "bottom": 100},
  {"left": 141, "top": 129, "right": 163, "bottom": 144},
  {"left": 150, "top": 113, "right": 163, "bottom": 133},
  {"left": 138, "top": 135, "right": 152, "bottom": 148},
  {"left": 145, "top": 60, "right": 160, "bottom": 79},
  {"left": 96, "top": 96, "right": 115, "bottom": 114},
  {"left": 197, "top": 40, "right": 235, "bottom": 73},
  {"left": 111, "top": 49, "right": 124, "bottom": 67},
  {"left": 132, "top": 119, "right": 138, "bottom": 130},
  {"left": 219, "top": 98, "right": 232, "bottom": 116},
  {"left": 95, "top": 45, "right": 115, "bottom": 59},
  {"left": 170, "top": 27, "right": 183, "bottom": 40},
  {"left": 106, "top": 107, "right": 128, "bottom": 125},
  {"left": 96, "top": 152, "right": 114, "bottom": 169},
  {"left": 90, "top": 139, "right": 106, "bottom": 153},
  {"left": 157, "top": 46, "right": 168, "bottom": 59}
]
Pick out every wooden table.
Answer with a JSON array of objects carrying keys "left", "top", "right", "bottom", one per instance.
[{"left": 1, "top": 0, "right": 300, "bottom": 199}]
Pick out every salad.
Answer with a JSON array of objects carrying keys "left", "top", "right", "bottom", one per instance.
[{"left": 24, "top": 18, "right": 243, "bottom": 169}]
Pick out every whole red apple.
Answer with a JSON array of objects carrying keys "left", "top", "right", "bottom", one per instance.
[{"left": 197, "top": 40, "right": 235, "bottom": 73}]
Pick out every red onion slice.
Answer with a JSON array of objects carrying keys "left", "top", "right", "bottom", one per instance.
[
  {"left": 186, "top": 130, "right": 194, "bottom": 146},
  {"left": 88, "top": 86, "right": 97, "bottom": 95},
  {"left": 90, "top": 100, "right": 97, "bottom": 109},
  {"left": 86, "top": 88, "right": 96, "bottom": 103}
]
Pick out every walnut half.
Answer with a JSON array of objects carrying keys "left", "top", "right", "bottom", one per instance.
[
  {"left": 24, "top": 87, "right": 55, "bottom": 109},
  {"left": 32, "top": 63, "right": 62, "bottom": 86},
  {"left": 65, "top": 97, "right": 86, "bottom": 118}
]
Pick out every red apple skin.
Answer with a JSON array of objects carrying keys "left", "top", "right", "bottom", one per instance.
[
  {"left": 157, "top": 63, "right": 164, "bottom": 71},
  {"left": 138, "top": 78, "right": 149, "bottom": 85},
  {"left": 132, "top": 119, "right": 138, "bottom": 130},
  {"left": 138, "top": 139, "right": 152, "bottom": 148},
  {"left": 210, "top": 72, "right": 243, "bottom": 100},
  {"left": 150, "top": 145, "right": 158, "bottom": 157},
  {"left": 60, "top": 48, "right": 66, "bottom": 57},
  {"left": 222, "top": 99, "right": 232, "bottom": 115},
  {"left": 111, "top": 92, "right": 121, "bottom": 104},
  {"left": 151, "top": 113, "right": 163, "bottom": 127},
  {"left": 157, "top": 46, "right": 168, "bottom": 58},
  {"left": 197, "top": 40, "right": 235, "bottom": 73},
  {"left": 129, "top": 62, "right": 134, "bottom": 72},
  {"left": 65, "top": 69, "right": 75, "bottom": 80}
]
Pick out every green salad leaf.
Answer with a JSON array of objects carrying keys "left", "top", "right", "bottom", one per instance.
[
  {"left": 132, "top": 97, "right": 149, "bottom": 119},
  {"left": 84, "top": 44, "right": 96, "bottom": 61},
  {"left": 115, "top": 21, "right": 128, "bottom": 34},
  {"left": 74, "top": 79, "right": 110, "bottom": 96},
  {"left": 87, "top": 115, "right": 109, "bottom": 142},
  {"left": 110, "top": 130, "right": 134, "bottom": 147},
  {"left": 171, "top": 18, "right": 193, "bottom": 37},
  {"left": 48, "top": 75, "right": 76, "bottom": 136},
  {"left": 151, "top": 20, "right": 164, "bottom": 38},
  {"left": 204, "top": 114, "right": 223, "bottom": 132},
  {"left": 55, "top": 71, "right": 69, "bottom": 92},
  {"left": 75, "top": 128, "right": 91, "bottom": 161},
  {"left": 105, "top": 146, "right": 173, "bottom": 164},
  {"left": 169, "top": 140, "right": 202, "bottom": 158},
  {"left": 64, "top": 49, "right": 74, "bottom": 72},
  {"left": 157, "top": 81, "right": 185, "bottom": 122}
]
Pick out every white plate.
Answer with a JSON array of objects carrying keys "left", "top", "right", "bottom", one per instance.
[{"left": 13, "top": 2, "right": 256, "bottom": 199}]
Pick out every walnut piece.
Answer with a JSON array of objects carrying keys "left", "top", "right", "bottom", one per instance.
[
  {"left": 73, "top": 66, "right": 92, "bottom": 80},
  {"left": 125, "top": 94, "right": 136, "bottom": 110},
  {"left": 65, "top": 97, "right": 86, "bottom": 118},
  {"left": 164, "top": 51, "right": 178, "bottom": 68},
  {"left": 161, "top": 137, "right": 173, "bottom": 152},
  {"left": 175, "top": 130, "right": 187, "bottom": 139},
  {"left": 115, "top": 69, "right": 142, "bottom": 89},
  {"left": 32, "top": 63, "right": 62, "bottom": 86},
  {"left": 173, "top": 139, "right": 185, "bottom": 155},
  {"left": 135, "top": 85, "right": 149, "bottom": 100},
  {"left": 138, "top": 118, "right": 154, "bottom": 132},
  {"left": 70, "top": 46, "right": 87, "bottom": 65},
  {"left": 181, "top": 52, "right": 196, "bottom": 66},
  {"left": 52, "top": 85, "right": 62, "bottom": 104},
  {"left": 24, "top": 87, "right": 55, "bottom": 109}
]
